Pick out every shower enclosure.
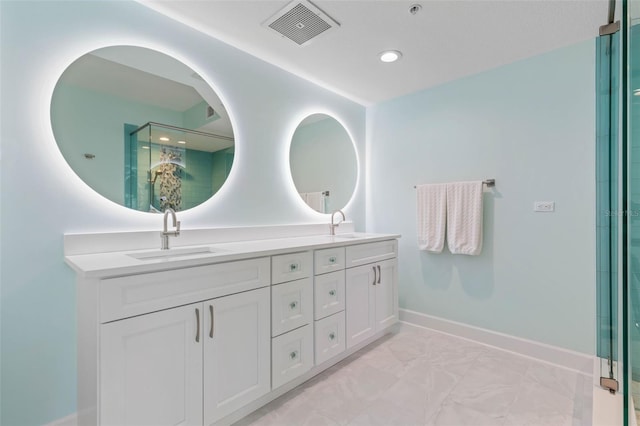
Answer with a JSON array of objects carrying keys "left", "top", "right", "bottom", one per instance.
[
  {"left": 126, "top": 122, "right": 234, "bottom": 212},
  {"left": 597, "top": 1, "right": 640, "bottom": 424}
]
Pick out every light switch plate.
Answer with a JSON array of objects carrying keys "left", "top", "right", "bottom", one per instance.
[{"left": 534, "top": 201, "right": 555, "bottom": 212}]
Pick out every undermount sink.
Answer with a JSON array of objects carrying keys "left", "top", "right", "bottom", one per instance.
[
  {"left": 329, "top": 233, "right": 366, "bottom": 239},
  {"left": 128, "top": 246, "right": 222, "bottom": 261}
]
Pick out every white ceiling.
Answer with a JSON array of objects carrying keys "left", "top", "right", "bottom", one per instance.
[{"left": 138, "top": 0, "right": 609, "bottom": 106}]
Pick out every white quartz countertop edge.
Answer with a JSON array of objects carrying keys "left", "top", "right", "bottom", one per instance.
[{"left": 65, "top": 233, "right": 400, "bottom": 279}]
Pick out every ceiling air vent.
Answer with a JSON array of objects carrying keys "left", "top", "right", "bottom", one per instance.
[{"left": 263, "top": 0, "right": 340, "bottom": 46}]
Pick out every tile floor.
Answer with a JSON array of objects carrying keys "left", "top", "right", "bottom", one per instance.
[{"left": 234, "top": 323, "right": 593, "bottom": 426}]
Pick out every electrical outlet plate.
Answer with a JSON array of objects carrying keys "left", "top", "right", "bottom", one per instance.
[{"left": 534, "top": 201, "right": 555, "bottom": 212}]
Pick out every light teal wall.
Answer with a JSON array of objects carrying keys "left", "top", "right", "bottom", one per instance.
[
  {"left": 0, "top": 1, "right": 365, "bottom": 425},
  {"left": 367, "top": 40, "right": 596, "bottom": 354},
  {"left": 51, "top": 83, "right": 183, "bottom": 205}
]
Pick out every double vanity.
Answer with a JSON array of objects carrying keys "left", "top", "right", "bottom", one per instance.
[
  {"left": 54, "top": 42, "right": 387, "bottom": 426},
  {"left": 66, "top": 227, "right": 399, "bottom": 426}
]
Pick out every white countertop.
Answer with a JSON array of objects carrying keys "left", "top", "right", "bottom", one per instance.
[{"left": 65, "top": 232, "right": 400, "bottom": 279}]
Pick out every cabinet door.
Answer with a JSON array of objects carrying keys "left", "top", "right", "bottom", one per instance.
[
  {"left": 100, "top": 303, "right": 203, "bottom": 426},
  {"left": 375, "top": 258, "right": 398, "bottom": 331},
  {"left": 345, "top": 264, "right": 377, "bottom": 348},
  {"left": 204, "top": 287, "right": 270, "bottom": 425}
]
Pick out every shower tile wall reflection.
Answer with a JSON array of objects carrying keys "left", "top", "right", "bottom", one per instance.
[{"left": 128, "top": 123, "right": 234, "bottom": 212}]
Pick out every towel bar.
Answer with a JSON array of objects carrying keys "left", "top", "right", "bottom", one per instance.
[{"left": 413, "top": 179, "right": 495, "bottom": 189}]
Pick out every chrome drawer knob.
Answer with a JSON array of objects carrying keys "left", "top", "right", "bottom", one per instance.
[
  {"left": 289, "top": 263, "right": 299, "bottom": 271},
  {"left": 329, "top": 256, "right": 336, "bottom": 264},
  {"left": 329, "top": 332, "right": 335, "bottom": 340},
  {"left": 290, "top": 351, "right": 298, "bottom": 360},
  {"left": 329, "top": 290, "right": 336, "bottom": 296},
  {"left": 290, "top": 301, "right": 298, "bottom": 309}
]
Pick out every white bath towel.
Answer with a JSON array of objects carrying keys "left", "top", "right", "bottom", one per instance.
[
  {"left": 304, "top": 192, "right": 326, "bottom": 213},
  {"left": 446, "top": 181, "right": 484, "bottom": 255},
  {"left": 416, "top": 184, "right": 447, "bottom": 252}
]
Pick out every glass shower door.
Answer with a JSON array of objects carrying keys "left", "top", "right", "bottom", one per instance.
[{"left": 596, "top": 26, "right": 621, "bottom": 394}]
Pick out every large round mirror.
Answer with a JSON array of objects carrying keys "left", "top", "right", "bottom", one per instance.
[
  {"left": 289, "top": 114, "right": 357, "bottom": 213},
  {"left": 51, "top": 46, "right": 234, "bottom": 213}
]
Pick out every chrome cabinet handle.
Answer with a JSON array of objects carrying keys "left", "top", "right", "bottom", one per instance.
[
  {"left": 329, "top": 332, "right": 336, "bottom": 341},
  {"left": 329, "top": 256, "right": 337, "bottom": 264},
  {"left": 377, "top": 265, "right": 381, "bottom": 284},
  {"left": 372, "top": 266, "right": 377, "bottom": 285},
  {"left": 290, "top": 301, "right": 298, "bottom": 310},
  {"left": 209, "top": 305, "right": 214, "bottom": 338},
  {"left": 195, "top": 308, "right": 200, "bottom": 343},
  {"left": 290, "top": 351, "right": 298, "bottom": 360},
  {"left": 329, "top": 289, "right": 336, "bottom": 296},
  {"left": 289, "top": 263, "right": 299, "bottom": 271}
]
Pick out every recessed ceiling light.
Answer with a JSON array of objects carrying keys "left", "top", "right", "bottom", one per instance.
[
  {"left": 177, "top": 140, "right": 186, "bottom": 144},
  {"left": 379, "top": 50, "right": 402, "bottom": 63},
  {"left": 159, "top": 136, "right": 170, "bottom": 142},
  {"left": 634, "top": 89, "right": 640, "bottom": 96}
]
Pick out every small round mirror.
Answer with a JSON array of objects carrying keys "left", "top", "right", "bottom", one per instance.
[
  {"left": 51, "top": 46, "right": 234, "bottom": 212},
  {"left": 289, "top": 114, "right": 357, "bottom": 213}
]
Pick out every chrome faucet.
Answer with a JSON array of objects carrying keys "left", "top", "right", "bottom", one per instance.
[
  {"left": 330, "top": 209, "right": 346, "bottom": 236},
  {"left": 161, "top": 208, "right": 181, "bottom": 250}
]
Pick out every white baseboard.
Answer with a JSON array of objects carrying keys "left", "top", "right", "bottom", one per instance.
[
  {"left": 44, "top": 412, "right": 77, "bottom": 426},
  {"left": 400, "top": 308, "right": 593, "bottom": 375}
]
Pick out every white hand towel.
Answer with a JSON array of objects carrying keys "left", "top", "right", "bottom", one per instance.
[
  {"left": 305, "top": 191, "right": 326, "bottom": 213},
  {"left": 416, "top": 184, "right": 447, "bottom": 252},
  {"left": 446, "top": 181, "right": 484, "bottom": 255}
]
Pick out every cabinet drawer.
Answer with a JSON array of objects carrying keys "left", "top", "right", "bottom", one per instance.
[
  {"left": 314, "top": 270, "right": 345, "bottom": 320},
  {"left": 314, "top": 247, "right": 345, "bottom": 275},
  {"left": 271, "top": 325, "right": 313, "bottom": 389},
  {"left": 271, "top": 251, "right": 312, "bottom": 284},
  {"left": 345, "top": 240, "right": 397, "bottom": 268},
  {"left": 100, "top": 257, "right": 270, "bottom": 323},
  {"left": 271, "top": 278, "right": 313, "bottom": 337},
  {"left": 314, "top": 311, "right": 346, "bottom": 365}
]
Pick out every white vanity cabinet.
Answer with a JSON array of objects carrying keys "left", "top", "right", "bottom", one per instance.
[
  {"left": 345, "top": 241, "right": 398, "bottom": 349},
  {"left": 77, "top": 257, "right": 271, "bottom": 426},
  {"left": 100, "top": 287, "right": 270, "bottom": 426},
  {"left": 68, "top": 231, "right": 400, "bottom": 426}
]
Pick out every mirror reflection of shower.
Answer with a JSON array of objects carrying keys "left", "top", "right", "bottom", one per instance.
[
  {"left": 148, "top": 169, "right": 162, "bottom": 212},
  {"left": 128, "top": 122, "right": 234, "bottom": 213}
]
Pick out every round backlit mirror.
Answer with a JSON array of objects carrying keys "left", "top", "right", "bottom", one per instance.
[
  {"left": 51, "top": 46, "right": 234, "bottom": 212},
  {"left": 289, "top": 114, "right": 357, "bottom": 213}
]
